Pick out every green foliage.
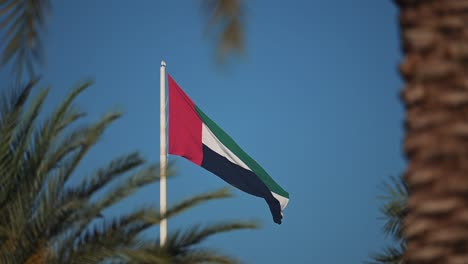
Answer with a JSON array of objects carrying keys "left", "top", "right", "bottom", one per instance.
[
  {"left": 367, "top": 176, "right": 407, "bottom": 264},
  {"left": 0, "top": 0, "right": 50, "bottom": 82},
  {"left": 0, "top": 80, "right": 258, "bottom": 263}
]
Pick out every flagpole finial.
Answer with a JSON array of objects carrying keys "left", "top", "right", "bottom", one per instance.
[{"left": 161, "top": 60, "right": 166, "bottom": 67}]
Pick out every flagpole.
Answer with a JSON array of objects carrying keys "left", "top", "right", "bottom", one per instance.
[{"left": 160, "top": 60, "right": 167, "bottom": 246}]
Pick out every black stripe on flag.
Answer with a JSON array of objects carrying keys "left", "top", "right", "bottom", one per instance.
[{"left": 201, "top": 145, "right": 283, "bottom": 224}]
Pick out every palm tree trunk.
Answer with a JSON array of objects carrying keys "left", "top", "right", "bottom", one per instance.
[{"left": 396, "top": 0, "right": 468, "bottom": 263}]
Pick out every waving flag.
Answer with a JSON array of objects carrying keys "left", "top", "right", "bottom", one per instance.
[{"left": 168, "top": 74, "right": 289, "bottom": 224}]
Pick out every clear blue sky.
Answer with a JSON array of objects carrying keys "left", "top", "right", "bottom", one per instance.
[{"left": 4, "top": 1, "right": 405, "bottom": 263}]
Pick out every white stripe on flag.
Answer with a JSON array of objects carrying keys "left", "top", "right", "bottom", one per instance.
[{"left": 202, "top": 123, "right": 251, "bottom": 171}]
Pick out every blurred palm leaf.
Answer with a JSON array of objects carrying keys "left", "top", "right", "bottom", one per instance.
[
  {"left": 368, "top": 245, "right": 405, "bottom": 264},
  {"left": 0, "top": 0, "right": 247, "bottom": 79},
  {"left": 0, "top": 80, "right": 258, "bottom": 263},
  {"left": 367, "top": 176, "right": 407, "bottom": 264},
  {"left": 378, "top": 176, "right": 407, "bottom": 240},
  {"left": 0, "top": 0, "right": 50, "bottom": 81},
  {"left": 204, "top": 0, "right": 245, "bottom": 62}
]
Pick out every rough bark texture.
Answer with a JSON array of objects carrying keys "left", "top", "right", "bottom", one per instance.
[{"left": 396, "top": 0, "right": 468, "bottom": 263}]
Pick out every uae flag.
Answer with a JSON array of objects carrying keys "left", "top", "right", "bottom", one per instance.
[{"left": 168, "top": 74, "right": 289, "bottom": 224}]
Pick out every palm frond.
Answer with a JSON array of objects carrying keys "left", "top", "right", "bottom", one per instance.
[
  {"left": 165, "top": 220, "right": 258, "bottom": 251},
  {"left": 120, "top": 220, "right": 257, "bottom": 264},
  {"left": 368, "top": 244, "right": 405, "bottom": 264},
  {"left": 203, "top": 0, "right": 245, "bottom": 62},
  {"left": 0, "top": 0, "right": 50, "bottom": 81},
  {"left": 0, "top": 81, "right": 45, "bottom": 192},
  {"left": 118, "top": 248, "right": 171, "bottom": 264},
  {"left": 368, "top": 176, "right": 407, "bottom": 264},
  {"left": 173, "top": 249, "right": 240, "bottom": 264},
  {"left": 162, "top": 187, "right": 232, "bottom": 219},
  {"left": 73, "top": 152, "right": 145, "bottom": 199},
  {"left": 378, "top": 176, "right": 407, "bottom": 239},
  {"left": 0, "top": 78, "right": 37, "bottom": 158},
  {"left": 92, "top": 163, "right": 166, "bottom": 211}
]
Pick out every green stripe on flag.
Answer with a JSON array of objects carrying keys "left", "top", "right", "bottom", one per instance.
[{"left": 195, "top": 106, "right": 289, "bottom": 198}]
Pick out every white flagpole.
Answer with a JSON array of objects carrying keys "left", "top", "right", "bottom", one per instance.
[{"left": 160, "top": 60, "right": 167, "bottom": 246}]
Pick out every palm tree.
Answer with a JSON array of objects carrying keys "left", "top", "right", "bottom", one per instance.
[
  {"left": 368, "top": 176, "right": 407, "bottom": 264},
  {"left": 0, "top": 0, "right": 245, "bottom": 81},
  {"left": 394, "top": 0, "right": 468, "bottom": 263},
  {"left": 0, "top": 80, "right": 257, "bottom": 263}
]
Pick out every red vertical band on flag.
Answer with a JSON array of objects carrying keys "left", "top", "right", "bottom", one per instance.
[{"left": 168, "top": 74, "right": 203, "bottom": 165}]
